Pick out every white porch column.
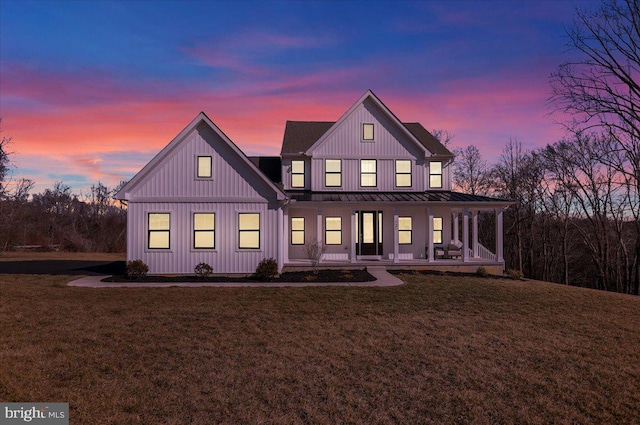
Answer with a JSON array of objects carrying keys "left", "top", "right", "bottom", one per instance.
[
  {"left": 496, "top": 208, "right": 504, "bottom": 262},
  {"left": 472, "top": 210, "right": 479, "bottom": 258},
  {"left": 393, "top": 208, "right": 399, "bottom": 263},
  {"left": 351, "top": 210, "right": 357, "bottom": 263},
  {"left": 278, "top": 207, "right": 285, "bottom": 272},
  {"left": 317, "top": 208, "right": 323, "bottom": 263},
  {"left": 453, "top": 213, "right": 459, "bottom": 244},
  {"left": 462, "top": 209, "right": 469, "bottom": 263},
  {"left": 427, "top": 207, "right": 434, "bottom": 263}
]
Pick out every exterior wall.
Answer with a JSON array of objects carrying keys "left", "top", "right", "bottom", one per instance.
[
  {"left": 282, "top": 157, "right": 311, "bottom": 191},
  {"left": 127, "top": 201, "right": 280, "bottom": 274}
]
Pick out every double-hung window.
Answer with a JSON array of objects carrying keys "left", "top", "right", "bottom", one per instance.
[
  {"left": 197, "top": 156, "right": 212, "bottom": 178},
  {"left": 291, "top": 160, "right": 305, "bottom": 188},
  {"left": 194, "top": 213, "right": 215, "bottom": 249},
  {"left": 238, "top": 213, "right": 260, "bottom": 249},
  {"left": 360, "top": 159, "right": 377, "bottom": 187},
  {"left": 325, "top": 159, "right": 342, "bottom": 187},
  {"left": 362, "top": 123, "right": 374, "bottom": 141},
  {"left": 430, "top": 161, "right": 442, "bottom": 188},
  {"left": 395, "top": 160, "right": 412, "bottom": 187},
  {"left": 433, "top": 217, "right": 443, "bottom": 244},
  {"left": 325, "top": 217, "right": 342, "bottom": 245},
  {"left": 291, "top": 217, "right": 305, "bottom": 245},
  {"left": 398, "top": 217, "right": 412, "bottom": 245},
  {"left": 148, "top": 213, "right": 170, "bottom": 249}
]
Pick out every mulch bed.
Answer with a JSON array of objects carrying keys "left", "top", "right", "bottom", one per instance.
[{"left": 102, "top": 268, "right": 375, "bottom": 283}]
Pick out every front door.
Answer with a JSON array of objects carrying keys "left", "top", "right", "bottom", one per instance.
[{"left": 357, "top": 211, "right": 382, "bottom": 256}]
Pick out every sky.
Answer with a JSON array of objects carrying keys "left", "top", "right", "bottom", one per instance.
[{"left": 0, "top": 0, "right": 600, "bottom": 195}]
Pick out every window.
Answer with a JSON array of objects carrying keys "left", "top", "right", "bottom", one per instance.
[
  {"left": 325, "top": 217, "right": 342, "bottom": 245},
  {"left": 362, "top": 123, "right": 374, "bottom": 140},
  {"left": 399, "top": 217, "right": 412, "bottom": 245},
  {"left": 194, "top": 213, "right": 215, "bottom": 249},
  {"left": 396, "top": 160, "right": 412, "bottom": 187},
  {"left": 433, "top": 217, "right": 443, "bottom": 244},
  {"left": 430, "top": 161, "right": 442, "bottom": 188},
  {"left": 197, "top": 156, "right": 212, "bottom": 178},
  {"left": 325, "top": 159, "right": 342, "bottom": 187},
  {"left": 291, "top": 217, "right": 305, "bottom": 245},
  {"left": 291, "top": 160, "right": 305, "bottom": 188},
  {"left": 360, "top": 159, "right": 377, "bottom": 187},
  {"left": 148, "top": 213, "right": 170, "bottom": 249},
  {"left": 238, "top": 213, "right": 260, "bottom": 249}
]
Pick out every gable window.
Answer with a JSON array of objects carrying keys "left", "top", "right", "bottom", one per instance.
[
  {"left": 148, "top": 213, "right": 170, "bottom": 249},
  {"left": 291, "top": 160, "right": 305, "bottom": 188},
  {"left": 362, "top": 123, "right": 374, "bottom": 141},
  {"left": 291, "top": 217, "right": 305, "bottom": 245},
  {"left": 194, "top": 213, "right": 215, "bottom": 249},
  {"left": 325, "top": 217, "right": 342, "bottom": 245},
  {"left": 325, "top": 159, "right": 342, "bottom": 187},
  {"left": 433, "top": 217, "right": 443, "bottom": 244},
  {"left": 360, "top": 159, "right": 377, "bottom": 187},
  {"left": 398, "top": 217, "right": 412, "bottom": 245},
  {"left": 238, "top": 213, "right": 260, "bottom": 249},
  {"left": 395, "top": 160, "right": 412, "bottom": 187},
  {"left": 430, "top": 161, "right": 442, "bottom": 188},
  {"left": 197, "top": 156, "right": 212, "bottom": 178}
]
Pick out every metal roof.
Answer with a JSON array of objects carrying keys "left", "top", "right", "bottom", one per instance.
[{"left": 286, "top": 191, "right": 510, "bottom": 204}]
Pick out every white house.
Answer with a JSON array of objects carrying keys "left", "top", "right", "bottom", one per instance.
[{"left": 115, "top": 90, "right": 510, "bottom": 275}]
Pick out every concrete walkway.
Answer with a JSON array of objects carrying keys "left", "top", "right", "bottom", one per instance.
[{"left": 68, "top": 266, "right": 404, "bottom": 288}]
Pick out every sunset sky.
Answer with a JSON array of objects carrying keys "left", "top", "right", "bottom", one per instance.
[{"left": 1, "top": 0, "right": 599, "bottom": 194}]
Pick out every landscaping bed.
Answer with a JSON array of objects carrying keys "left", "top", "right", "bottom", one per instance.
[{"left": 101, "top": 268, "right": 375, "bottom": 283}]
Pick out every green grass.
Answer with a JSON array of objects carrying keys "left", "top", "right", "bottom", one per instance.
[{"left": 1, "top": 272, "right": 639, "bottom": 424}]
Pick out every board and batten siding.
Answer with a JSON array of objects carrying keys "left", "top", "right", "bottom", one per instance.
[{"left": 127, "top": 202, "right": 279, "bottom": 274}]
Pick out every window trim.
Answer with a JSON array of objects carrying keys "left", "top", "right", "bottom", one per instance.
[
  {"left": 193, "top": 212, "right": 215, "bottom": 250},
  {"left": 291, "top": 160, "right": 305, "bottom": 188},
  {"left": 196, "top": 155, "right": 212, "bottom": 179},
  {"left": 430, "top": 161, "right": 443, "bottom": 189},
  {"left": 362, "top": 123, "right": 374, "bottom": 141},
  {"left": 325, "top": 159, "right": 342, "bottom": 188},
  {"left": 433, "top": 216, "right": 443, "bottom": 245},
  {"left": 360, "top": 159, "right": 377, "bottom": 187},
  {"left": 238, "top": 212, "right": 261, "bottom": 250},
  {"left": 398, "top": 216, "right": 412, "bottom": 245},
  {"left": 148, "top": 212, "right": 170, "bottom": 250},
  {"left": 290, "top": 217, "right": 305, "bottom": 245},
  {"left": 324, "top": 216, "right": 342, "bottom": 245},
  {"left": 395, "top": 159, "right": 412, "bottom": 188}
]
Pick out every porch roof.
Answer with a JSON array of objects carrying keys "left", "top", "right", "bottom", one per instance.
[{"left": 287, "top": 191, "right": 511, "bottom": 205}]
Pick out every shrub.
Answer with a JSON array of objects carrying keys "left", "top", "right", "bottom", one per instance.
[
  {"left": 126, "top": 260, "right": 149, "bottom": 279},
  {"left": 194, "top": 262, "right": 213, "bottom": 278},
  {"left": 476, "top": 266, "right": 489, "bottom": 277},
  {"left": 506, "top": 268, "right": 524, "bottom": 280},
  {"left": 255, "top": 258, "right": 278, "bottom": 281}
]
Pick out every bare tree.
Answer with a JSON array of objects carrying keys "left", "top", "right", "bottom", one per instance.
[
  {"left": 453, "top": 145, "right": 491, "bottom": 195},
  {"left": 304, "top": 237, "right": 325, "bottom": 274}
]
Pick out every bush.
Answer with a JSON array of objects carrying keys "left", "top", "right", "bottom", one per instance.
[
  {"left": 194, "top": 262, "right": 213, "bottom": 278},
  {"left": 476, "top": 266, "right": 489, "bottom": 277},
  {"left": 506, "top": 268, "right": 524, "bottom": 280},
  {"left": 126, "top": 260, "right": 149, "bottom": 279},
  {"left": 255, "top": 258, "right": 278, "bottom": 281}
]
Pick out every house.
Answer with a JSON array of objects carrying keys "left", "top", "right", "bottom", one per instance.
[{"left": 115, "top": 90, "right": 510, "bottom": 275}]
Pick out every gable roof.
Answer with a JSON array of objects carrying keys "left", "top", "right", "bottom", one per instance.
[{"left": 115, "top": 112, "right": 287, "bottom": 201}]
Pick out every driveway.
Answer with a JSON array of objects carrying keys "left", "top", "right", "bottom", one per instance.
[{"left": 0, "top": 260, "right": 126, "bottom": 275}]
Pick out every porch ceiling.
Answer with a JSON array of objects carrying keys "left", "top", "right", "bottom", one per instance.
[{"left": 286, "top": 191, "right": 510, "bottom": 206}]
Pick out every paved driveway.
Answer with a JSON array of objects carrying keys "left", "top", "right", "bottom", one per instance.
[{"left": 0, "top": 260, "right": 126, "bottom": 275}]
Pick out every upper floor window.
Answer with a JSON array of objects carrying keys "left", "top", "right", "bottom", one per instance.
[
  {"left": 193, "top": 213, "right": 215, "bottom": 249},
  {"left": 291, "top": 160, "right": 305, "bottom": 188},
  {"left": 148, "top": 213, "right": 170, "bottom": 249},
  {"left": 398, "top": 217, "right": 412, "bottom": 245},
  {"left": 433, "top": 217, "right": 443, "bottom": 244},
  {"left": 360, "top": 159, "right": 377, "bottom": 187},
  {"left": 325, "top": 159, "right": 342, "bottom": 187},
  {"left": 362, "top": 123, "right": 374, "bottom": 141},
  {"left": 238, "top": 213, "right": 260, "bottom": 249},
  {"left": 395, "top": 160, "right": 412, "bottom": 187},
  {"left": 430, "top": 161, "right": 442, "bottom": 188},
  {"left": 291, "top": 217, "right": 305, "bottom": 245},
  {"left": 197, "top": 156, "right": 212, "bottom": 178}
]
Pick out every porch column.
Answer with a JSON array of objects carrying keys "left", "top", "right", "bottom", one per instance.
[
  {"left": 351, "top": 210, "right": 357, "bottom": 263},
  {"left": 496, "top": 208, "right": 504, "bottom": 262},
  {"left": 393, "top": 208, "right": 399, "bottom": 263},
  {"left": 427, "top": 207, "right": 434, "bottom": 263},
  {"left": 472, "top": 210, "right": 479, "bottom": 258},
  {"left": 278, "top": 207, "right": 285, "bottom": 272},
  {"left": 462, "top": 209, "right": 469, "bottom": 263},
  {"left": 453, "top": 213, "right": 459, "bottom": 244},
  {"left": 317, "top": 209, "right": 323, "bottom": 263}
]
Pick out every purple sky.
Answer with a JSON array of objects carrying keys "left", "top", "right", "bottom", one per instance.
[{"left": 0, "top": 0, "right": 599, "bottom": 194}]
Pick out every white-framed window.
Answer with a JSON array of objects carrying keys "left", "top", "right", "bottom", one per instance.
[
  {"left": 291, "top": 217, "right": 305, "bottom": 245},
  {"left": 395, "top": 160, "right": 412, "bottom": 187},
  {"left": 325, "top": 159, "right": 342, "bottom": 187},
  {"left": 433, "top": 217, "right": 443, "bottom": 244},
  {"left": 238, "top": 213, "right": 260, "bottom": 249},
  {"left": 398, "top": 217, "right": 412, "bottom": 245},
  {"left": 291, "top": 160, "right": 305, "bottom": 188},
  {"left": 197, "top": 156, "right": 212, "bottom": 178},
  {"left": 360, "top": 159, "right": 377, "bottom": 187},
  {"left": 148, "top": 213, "right": 170, "bottom": 249},
  {"left": 193, "top": 213, "right": 215, "bottom": 249},
  {"left": 430, "top": 161, "right": 442, "bottom": 188},
  {"left": 362, "top": 123, "right": 374, "bottom": 141},
  {"left": 325, "top": 216, "right": 342, "bottom": 245}
]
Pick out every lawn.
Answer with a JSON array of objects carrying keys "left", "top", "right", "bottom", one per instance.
[{"left": 1, "top": 271, "right": 639, "bottom": 424}]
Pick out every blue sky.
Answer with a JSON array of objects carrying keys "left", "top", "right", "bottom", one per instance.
[{"left": 0, "top": 0, "right": 599, "bottom": 194}]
